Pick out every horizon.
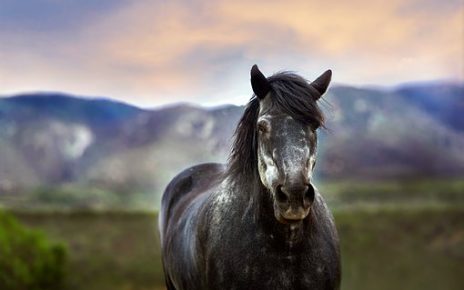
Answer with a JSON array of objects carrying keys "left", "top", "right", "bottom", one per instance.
[{"left": 1, "top": 78, "right": 462, "bottom": 109}]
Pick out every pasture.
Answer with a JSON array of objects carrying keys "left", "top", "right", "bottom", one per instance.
[{"left": 11, "top": 202, "right": 464, "bottom": 290}]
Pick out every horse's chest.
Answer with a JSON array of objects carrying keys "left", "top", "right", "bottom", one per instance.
[
  {"left": 209, "top": 242, "right": 330, "bottom": 290},
  {"left": 244, "top": 256, "right": 325, "bottom": 289}
]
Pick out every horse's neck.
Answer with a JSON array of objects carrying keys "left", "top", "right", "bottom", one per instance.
[{"left": 231, "top": 176, "right": 271, "bottom": 214}]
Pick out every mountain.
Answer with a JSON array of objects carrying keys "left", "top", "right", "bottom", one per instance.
[
  {"left": 0, "top": 83, "right": 462, "bottom": 207},
  {"left": 0, "top": 93, "right": 142, "bottom": 128},
  {"left": 396, "top": 82, "right": 464, "bottom": 131},
  {"left": 318, "top": 84, "right": 464, "bottom": 179},
  {"left": 0, "top": 93, "right": 143, "bottom": 188}
]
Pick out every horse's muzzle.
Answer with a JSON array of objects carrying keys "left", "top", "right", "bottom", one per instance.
[
  {"left": 275, "top": 206, "right": 311, "bottom": 224},
  {"left": 273, "top": 183, "right": 315, "bottom": 224}
]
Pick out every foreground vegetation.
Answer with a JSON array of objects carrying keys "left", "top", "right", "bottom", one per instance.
[
  {"left": 11, "top": 211, "right": 164, "bottom": 290},
  {"left": 9, "top": 206, "right": 464, "bottom": 290},
  {"left": 0, "top": 211, "right": 67, "bottom": 290}
]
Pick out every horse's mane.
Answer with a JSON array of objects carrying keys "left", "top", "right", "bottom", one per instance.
[{"left": 227, "top": 71, "right": 325, "bottom": 181}]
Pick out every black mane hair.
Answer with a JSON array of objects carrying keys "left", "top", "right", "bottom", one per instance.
[{"left": 227, "top": 71, "right": 326, "bottom": 180}]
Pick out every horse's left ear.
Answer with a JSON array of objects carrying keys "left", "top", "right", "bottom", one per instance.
[{"left": 311, "top": 69, "right": 332, "bottom": 98}]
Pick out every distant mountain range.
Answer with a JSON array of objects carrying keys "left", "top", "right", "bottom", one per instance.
[{"left": 0, "top": 82, "right": 463, "bottom": 201}]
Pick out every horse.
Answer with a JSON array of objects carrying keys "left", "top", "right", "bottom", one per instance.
[{"left": 159, "top": 65, "right": 341, "bottom": 290}]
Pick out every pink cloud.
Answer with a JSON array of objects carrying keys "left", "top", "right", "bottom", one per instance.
[{"left": 0, "top": 0, "right": 462, "bottom": 106}]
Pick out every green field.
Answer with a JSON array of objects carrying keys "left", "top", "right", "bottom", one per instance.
[
  {"left": 10, "top": 206, "right": 464, "bottom": 290},
  {"left": 3, "top": 178, "right": 464, "bottom": 211}
]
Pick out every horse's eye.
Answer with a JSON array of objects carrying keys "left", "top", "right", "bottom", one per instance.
[{"left": 257, "top": 121, "right": 269, "bottom": 134}]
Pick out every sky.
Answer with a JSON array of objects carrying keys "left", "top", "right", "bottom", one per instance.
[{"left": 0, "top": 0, "right": 463, "bottom": 107}]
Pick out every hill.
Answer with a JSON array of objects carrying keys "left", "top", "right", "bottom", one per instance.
[{"left": 0, "top": 83, "right": 463, "bottom": 208}]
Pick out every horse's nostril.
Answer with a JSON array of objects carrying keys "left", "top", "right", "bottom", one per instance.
[
  {"left": 275, "top": 185, "right": 288, "bottom": 203},
  {"left": 304, "top": 184, "right": 315, "bottom": 204}
]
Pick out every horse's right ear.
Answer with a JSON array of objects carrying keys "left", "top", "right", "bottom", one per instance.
[
  {"left": 250, "top": 64, "right": 271, "bottom": 99},
  {"left": 311, "top": 69, "right": 332, "bottom": 98}
]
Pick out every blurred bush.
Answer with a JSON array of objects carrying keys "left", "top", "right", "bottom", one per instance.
[{"left": 0, "top": 211, "right": 67, "bottom": 290}]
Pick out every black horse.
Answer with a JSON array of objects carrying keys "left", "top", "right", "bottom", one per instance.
[{"left": 159, "top": 65, "right": 341, "bottom": 290}]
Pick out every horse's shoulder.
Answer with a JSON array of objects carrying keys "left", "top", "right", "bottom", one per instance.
[
  {"left": 159, "top": 163, "right": 225, "bottom": 236},
  {"left": 164, "top": 162, "right": 222, "bottom": 189},
  {"left": 169, "top": 163, "right": 224, "bottom": 191},
  {"left": 185, "top": 162, "right": 226, "bottom": 180}
]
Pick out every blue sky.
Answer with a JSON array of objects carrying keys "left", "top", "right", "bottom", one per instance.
[{"left": 0, "top": 0, "right": 462, "bottom": 107}]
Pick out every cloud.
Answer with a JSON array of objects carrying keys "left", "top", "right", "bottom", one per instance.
[{"left": 0, "top": 0, "right": 462, "bottom": 106}]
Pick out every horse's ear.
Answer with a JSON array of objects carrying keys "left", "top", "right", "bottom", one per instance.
[
  {"left": 250, "top": 64, "right": 271, "bottom": 99},
  {"left": 311, "top": 69, "right": 332, "bottom": 98}
]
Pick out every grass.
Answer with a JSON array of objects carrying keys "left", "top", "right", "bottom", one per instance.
[
  {"left": 9, "top": 206, "right": 464, "bottom": 290},
  {"left": 318, "top": 178, "right": 464, "bottom": 208},
  {"left": 2, "top": 177, "right": 463, "bottom": 211},
  {"left": 336, "top": 206, "right": 464, "bottom": 290}
]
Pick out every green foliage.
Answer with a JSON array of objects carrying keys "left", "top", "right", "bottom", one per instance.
[
  {"left": 15, "top": 211, "right": 165, "bottom": 290},
  {"left": 0, "top": 211, "right": 67, "bottom": 290}
]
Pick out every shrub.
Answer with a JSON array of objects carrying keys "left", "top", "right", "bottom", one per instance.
[{"left": 0, "top": 211, "right": 67, "bottom": 290}]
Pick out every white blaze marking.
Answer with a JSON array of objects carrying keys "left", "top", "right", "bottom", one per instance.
[{"left": 282, "top": 144, "right": 310, "bottom": 179}]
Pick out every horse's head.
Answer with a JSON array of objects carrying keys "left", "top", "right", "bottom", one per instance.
[{"left": 251, "top": 65, "right": 331, "bottom": 224}]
